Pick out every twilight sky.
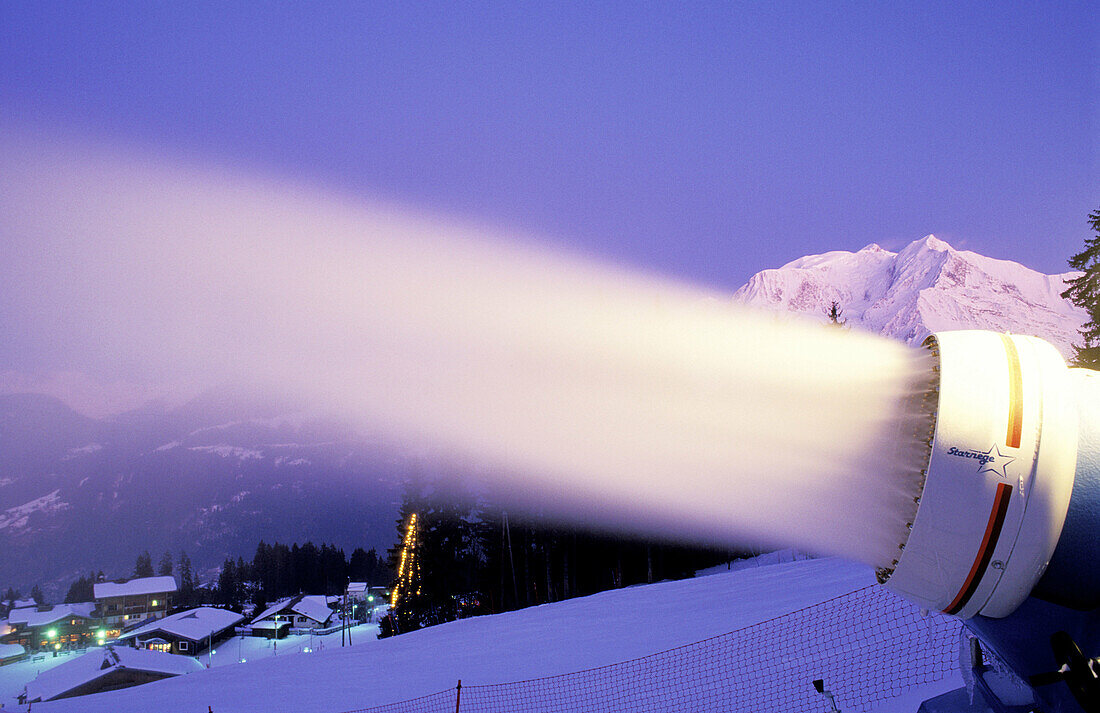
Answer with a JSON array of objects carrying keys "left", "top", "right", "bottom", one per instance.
[{"left": 0, "top": 1, "right": 1097, "bottom": 415}]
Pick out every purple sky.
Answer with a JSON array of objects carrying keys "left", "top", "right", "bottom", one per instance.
[{"left": 0, "top": 2, "right": 1097, "bottom": 412}]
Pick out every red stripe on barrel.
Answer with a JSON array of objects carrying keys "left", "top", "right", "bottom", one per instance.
[{"left": 943, "top": 483, "right": 1013, "bottom": 616}]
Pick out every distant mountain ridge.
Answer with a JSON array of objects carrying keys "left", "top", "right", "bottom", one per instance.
[
  {"left": 0, "top": 390, "right": 404, "bottom": 598},
  {"left": 733, "top": 235, "right": 1086, "bottom": 357}
]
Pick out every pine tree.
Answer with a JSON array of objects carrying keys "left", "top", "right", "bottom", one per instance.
[
  {"left": 252, "top": 541, "right": 273, "bottom": 602},
  {"left": 825, "top": 300, "right": 847, "bottom": 328},
  {"left": 1, "top": 589, "right": 18, "bottom": 616},
  {"left": 217, "top": 557, "right": 239, "bottom": 609},
  {"left": 30, "top": 585, "right": 45, "bottom": 605},
  {"left": 367, "top": 548, "right": 389, "bottom": 584},
  {"left": 158, "top": 551, "right": 174, "bottom": 577},
  {"left": 134, "top": 551, "right": 154, "bottom": 578},
  {"left": 349, "top": 547, "right": 369, "bottom": 582},
  {"left": 177, "top": 552, "right": 195, "bottom": 607},
  {"left": 64, "top": 574, "right": 96, "bottom": 603},
  {"left": 1061, "top": 208, "right": 1100, "bottom": 368}
]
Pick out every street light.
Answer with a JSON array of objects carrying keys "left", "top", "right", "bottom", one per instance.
[{"left": 272, "top": 614, "right": 283, "bottom": 656}]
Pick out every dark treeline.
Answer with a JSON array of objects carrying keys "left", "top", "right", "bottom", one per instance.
[
  {"left": 58, "top": 551, "right": 196, "bottom": 607},
  {"left": 386, "top": 476, "right": 738, "bottom": 634},
  {"left": 63, "top": 572, "right": 102, "bottom": 603},
  {"left": 212, "top": 541, "right": 389, "bottom": 612},
  {"left": 55, "top": 543, "right": 390, "bottom": 614}
]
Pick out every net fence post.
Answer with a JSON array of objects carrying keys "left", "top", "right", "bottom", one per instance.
[{"left": 454, "top": 679, "right": 462, "bottom": 713}]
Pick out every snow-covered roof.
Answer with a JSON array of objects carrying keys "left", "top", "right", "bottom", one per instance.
[
  {"left": 11, "top": 598, "right": 35, "bottom": 608},
  {"left": 250, "top": 595, "right": 333, "bottom": 626},
  {"left": 7, "top": 607, "right": 35, "bottom": 625},
  {"left": 118, "top": 607, "right": 244, "bottom": 643},
  {"left": 249, "top": 620, "right": 288, "bottom": 630},
  {"left": 250, "top": 598, "right": 292, "bottom": 624},
  {"left": 7, "top": 603, "right": 96, "bottom": 627},
  {"left": 94, "top": 576, "right": 178, "bottom": 599},
  {"left": 292, "top": 596, "right": 334, "bottom": 624},
  {"left": 25, "top": 646, "right": 204, "bottom": 702},
  {"left": 0, "top": 643, "right": 25, "bottom": 659}
]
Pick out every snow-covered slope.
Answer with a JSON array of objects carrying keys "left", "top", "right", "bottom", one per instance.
[
  {"left": 734, "top": 235, "right": 1087, "bottom": 358},
  {"left": 34, "top": 558, "right": 962, "bottom": 713}
]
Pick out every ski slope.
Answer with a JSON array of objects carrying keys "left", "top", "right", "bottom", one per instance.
[{"left": 32, "top": 558, "right": 964, "bottom": 712}]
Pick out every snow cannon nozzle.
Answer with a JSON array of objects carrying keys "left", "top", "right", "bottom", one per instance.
[{"left": 881, "top": 330, "right": 1100, "bottom": 619}]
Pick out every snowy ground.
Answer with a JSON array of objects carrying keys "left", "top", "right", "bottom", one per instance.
[
  {"left": 206, "top": 623, "right": 380, "bottom": 668},
  {"left": 22, "top": 558, "right": 963, "bottom": 713},
  {"left": 0, "top": 649, "right": 75, "bottom": 709}
]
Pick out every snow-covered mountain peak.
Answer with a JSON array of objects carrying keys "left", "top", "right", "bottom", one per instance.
[
  {"left": 859, "top": 243, "right": 889, "bottom": 254},
  {"left": 908, "top": 234, "right": 950, "bottom": 252},
  {"left": 779, "top": 242, "right": 891, "bottom": 271},
  {"left": 734, "top": 235, "right": 1086, "bottom": 358}
]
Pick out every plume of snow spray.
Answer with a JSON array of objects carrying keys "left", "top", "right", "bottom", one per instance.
[{"left": 0, "top": 132, "right": 935, "bottom": 568}]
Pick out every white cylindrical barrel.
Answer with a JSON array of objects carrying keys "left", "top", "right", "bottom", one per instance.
[{"left": 883, "top": 331, "right": 1078, "bottom": 619}]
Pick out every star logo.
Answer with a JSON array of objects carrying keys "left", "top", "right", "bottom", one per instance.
[{"left": 977, "top": 444, "right": 1015, "bottom": 480}]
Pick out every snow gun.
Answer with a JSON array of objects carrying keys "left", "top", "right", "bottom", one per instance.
[{"left": 878, "top": 331, "right": 1099, "bottom": 712}]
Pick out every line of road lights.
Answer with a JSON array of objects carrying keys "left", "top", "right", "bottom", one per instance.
[{"left": 392, "top": 512, "right": 419, "bottom": 610}]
